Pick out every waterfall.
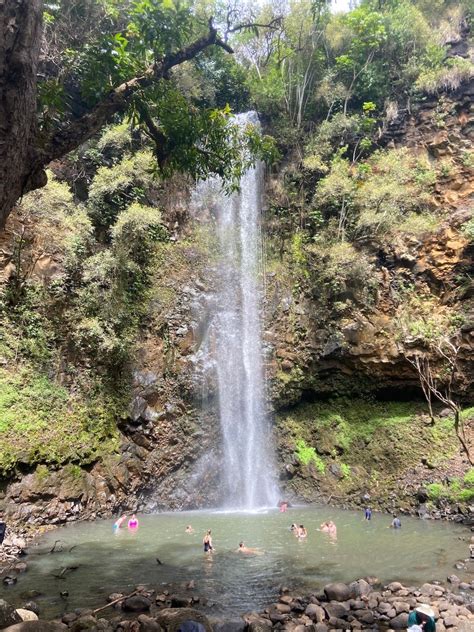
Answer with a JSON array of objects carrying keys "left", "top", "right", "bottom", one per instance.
[{"left": 192, "top": 112, "right": 279, "bottom": 510}]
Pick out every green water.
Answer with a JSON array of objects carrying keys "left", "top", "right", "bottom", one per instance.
[{"left": 4, "top": 507, "right": 472, "bottom": 617}]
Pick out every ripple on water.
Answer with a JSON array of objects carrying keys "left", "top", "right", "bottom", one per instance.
[{"left": 5, "top": 506, "right": 472, "bottom": 618}]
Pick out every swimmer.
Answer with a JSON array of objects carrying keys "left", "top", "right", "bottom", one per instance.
[
  {"left": 237, "top": 542, "right": 264, "bottom": 555},
  {"left": 279, "top": 500, "right": 288, "bottom": 513},
  {"left": 290, "top": 523, "right": 298, "bottom": 533},
  {"left": 297, "top": 524, "right": 307, "bottom": 539},
  {"left": 113, "top": 514, "right": 127, "bottom": 531},
  {"left": 203, "top": 529, "right": 213, "bottom": 554},
  {"left": 128, "top": 514, "right": 139, "bottom": 529},
  {"left": 185, "top": 525, "right": 194, "bottom": 534}
]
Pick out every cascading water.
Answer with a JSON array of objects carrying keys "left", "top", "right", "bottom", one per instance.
[{"left": 192, "top": 112, "right": 279, "bottom": 510}]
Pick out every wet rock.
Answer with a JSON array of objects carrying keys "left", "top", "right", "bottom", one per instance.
[
  {"left": 122, "top": 596, "right": 152, "bottom": 612},
  {"left": 390, "top": 613, "right": 409, "bottom": 629},
  {"left": 323, "top": 583, "right": 353, "bottom": 602},
  {"left": 0, "top": 600, "right": 22, "bottom": 628},
  {"left": 313, "top": 624, "right": 328, "bottom": 632},
  {"left": 23, "top": 604, "right": 39, "bottom": 617},
  {"left": 170, "top": 596, "right": 193, "bottom": 609},
  {"left": 447, "top": 575, "right": 460, "bottom": 584},
  {"left": 70, "top": 615, "right": 98, "bottom": 631},
  {"left": 61, "top": 613, "right": 78, "bottom": 624},
  {"left": 275, "top": 603, "right": 291, "bottom": 614}
]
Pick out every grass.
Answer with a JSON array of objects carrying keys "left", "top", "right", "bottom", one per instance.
[{"left": 0, "top": 365, "right": 120, "bottom": 475}]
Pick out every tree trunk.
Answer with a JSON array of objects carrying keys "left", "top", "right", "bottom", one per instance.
[{"left": 0, "top": 0, "right": 45, "bottom": 230}]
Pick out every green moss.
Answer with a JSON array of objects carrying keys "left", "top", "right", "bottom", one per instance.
[
  {"left": 464, "top": 468, "right": 474, "bottom": 486},
  {"left": 0, "top": 365, "right": 120, "bottom": 476},
  {"left": 295, "top": 439, "right": 325, "bottom": 473}
]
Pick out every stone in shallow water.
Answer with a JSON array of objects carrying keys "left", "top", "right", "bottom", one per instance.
[{"left": 122, "top": 596, "right": 152, "bottom": 612}]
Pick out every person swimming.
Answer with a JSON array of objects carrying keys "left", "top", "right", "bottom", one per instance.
[
  {"left": 113, "top": 514, "right": 127, "bottom": 532},
  {"left": 237, "top": 542, "right": 263, "bottom": 555},
  {"left": 185, "top": 525, "right": 194, "bottom": 534},
  {"left": 128, "top": 514, "right": 139, "bottom": 529},
  {"left": 290, "top": 523, "right": 298, "bottom": 534},
  {"left": 203, "top": 529, "right": 213, "bottom": 553}
]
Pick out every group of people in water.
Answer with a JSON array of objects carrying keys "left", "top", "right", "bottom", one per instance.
[
  {"left": 114, "top": 506, "right": 401, "bottom": 544},
  {"left": 113, "top": 514, "right": 139, "bottom": 532}
]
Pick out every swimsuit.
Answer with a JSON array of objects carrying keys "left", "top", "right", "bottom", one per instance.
[{"left": 128, "top": 520, "right": 138, "bottom": 528}]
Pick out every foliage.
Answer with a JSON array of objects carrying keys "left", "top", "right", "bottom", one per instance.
[
  {"left": 0, "top": 365, "right": 119, "bottom": 475},
  {"left": 427, "top": 467, "right": 474, "bottom": 505},
  {"left": 461, "top": 217, "right": 474, "bottom": 243},
  {"left": 295, "top": 439, "right": 325, "bottom": 473}
]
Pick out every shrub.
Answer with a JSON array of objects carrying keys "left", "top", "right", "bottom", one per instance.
[
  {"left": 87, "top": 151, "right": 156, "bottom": 230},
  {"left": 461, "top": 218, "right": 474, "bottom": 242},
  {"left": 464, "top": 468, "right": 474, "bottom": 486},
  {"left": 426, "top": 482, "right": 448, "bottom": 500},
  {"left": 416, "top": 57, "right": 473, "bottom": 94},
  {"left": 295, "top": 439, "right": 325, "bottom": 473}
]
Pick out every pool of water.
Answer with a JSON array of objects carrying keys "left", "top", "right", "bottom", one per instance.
[{"left": 3, "top": 506, "right": 472, "bottom": 618}]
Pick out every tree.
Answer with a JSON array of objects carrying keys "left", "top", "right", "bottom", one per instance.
[
  {"left": 0, "top": 0, "right": 276, "bottom": 230},
  {"left": 406, "top": 337, "right": 472, "bottom": 465}
]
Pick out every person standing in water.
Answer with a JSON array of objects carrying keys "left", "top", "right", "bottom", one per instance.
[
  {"left": 203, "top": 529, "right": 213, "bottom": 554},
  {"left": 390, "top": 515, "right": 401, "bottom": 528},
  {"left": 364, "top": 507, "right": 372, "bottom": 521},
  {"left": 128, "top": 514, "right": 139, "bottom": 530},
  {"left": 297, "top": 525, "right": 307, "bottom": 539}
]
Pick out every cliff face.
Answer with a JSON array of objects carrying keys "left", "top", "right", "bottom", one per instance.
[
  {"left": 1, "top": 81, "right": 473, "bottom": 527},
  {"left": 266, "top": 79, "right": 473, "bottom": 408}
]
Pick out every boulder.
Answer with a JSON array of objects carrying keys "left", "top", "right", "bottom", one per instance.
[
  {"left": 323, "top": 583, "right": 353, "bottom": 602},
  {"left": 2, "top": 624, "right": 67, "bottom": 632},
  {"left": 390, "top": 613, "right": 409, "bottom": 629},
  {"left": 305, "top": 604, "right": 325, "bottom": 623},
  {"left": 324, "top": 603, "right": 348, "bottom": 620},
  {"left": 349, "top": 579, "right": 371, "bottom": 598},
  {"left": 70, "top": 616, "right": 98, "bottom": 631},
  {"left": 15, "top": 610, "right": 39, "bottom": 622},
  {"left": 0, "top": 600, "right": 22, "bottom": 628},
  {"left": 23, "top": 604, "right": 39, "bottom": 616},
  {"left": 155, "top": 608, "right": 213, "bottom": 632},
  {"left": 170, "top": 596, "right": 193, "bottom": 609},
  {"left": 137, "top": 614, "right": 163, "bottom": 632},
  {"left": 353, "top": 610, "right": 374, "bottom": 625},
  {"left": 122, "top": 596, "right": 152, "bottom": 612}
]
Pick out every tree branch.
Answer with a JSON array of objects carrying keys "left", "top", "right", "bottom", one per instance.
[{"left": 37, "top": 20, "right": 233, "bottom": 169}]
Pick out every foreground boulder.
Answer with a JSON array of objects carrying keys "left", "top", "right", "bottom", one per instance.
[
  {"left": 0, "top": 600, "right": 22, "bottom": 628},
  {"left": 156, "top": 608, "right": 212, "bottom": 632},
  {"left": 323, "top": 582, "right": 353, "bottom": 602},
  {"left": 2, "top": 623, "right": 67, "bottom": 632}
]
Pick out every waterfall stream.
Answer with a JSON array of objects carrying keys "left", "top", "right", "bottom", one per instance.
[{"left": 192, "top": 113, "right": 279, "bottom": 510}]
